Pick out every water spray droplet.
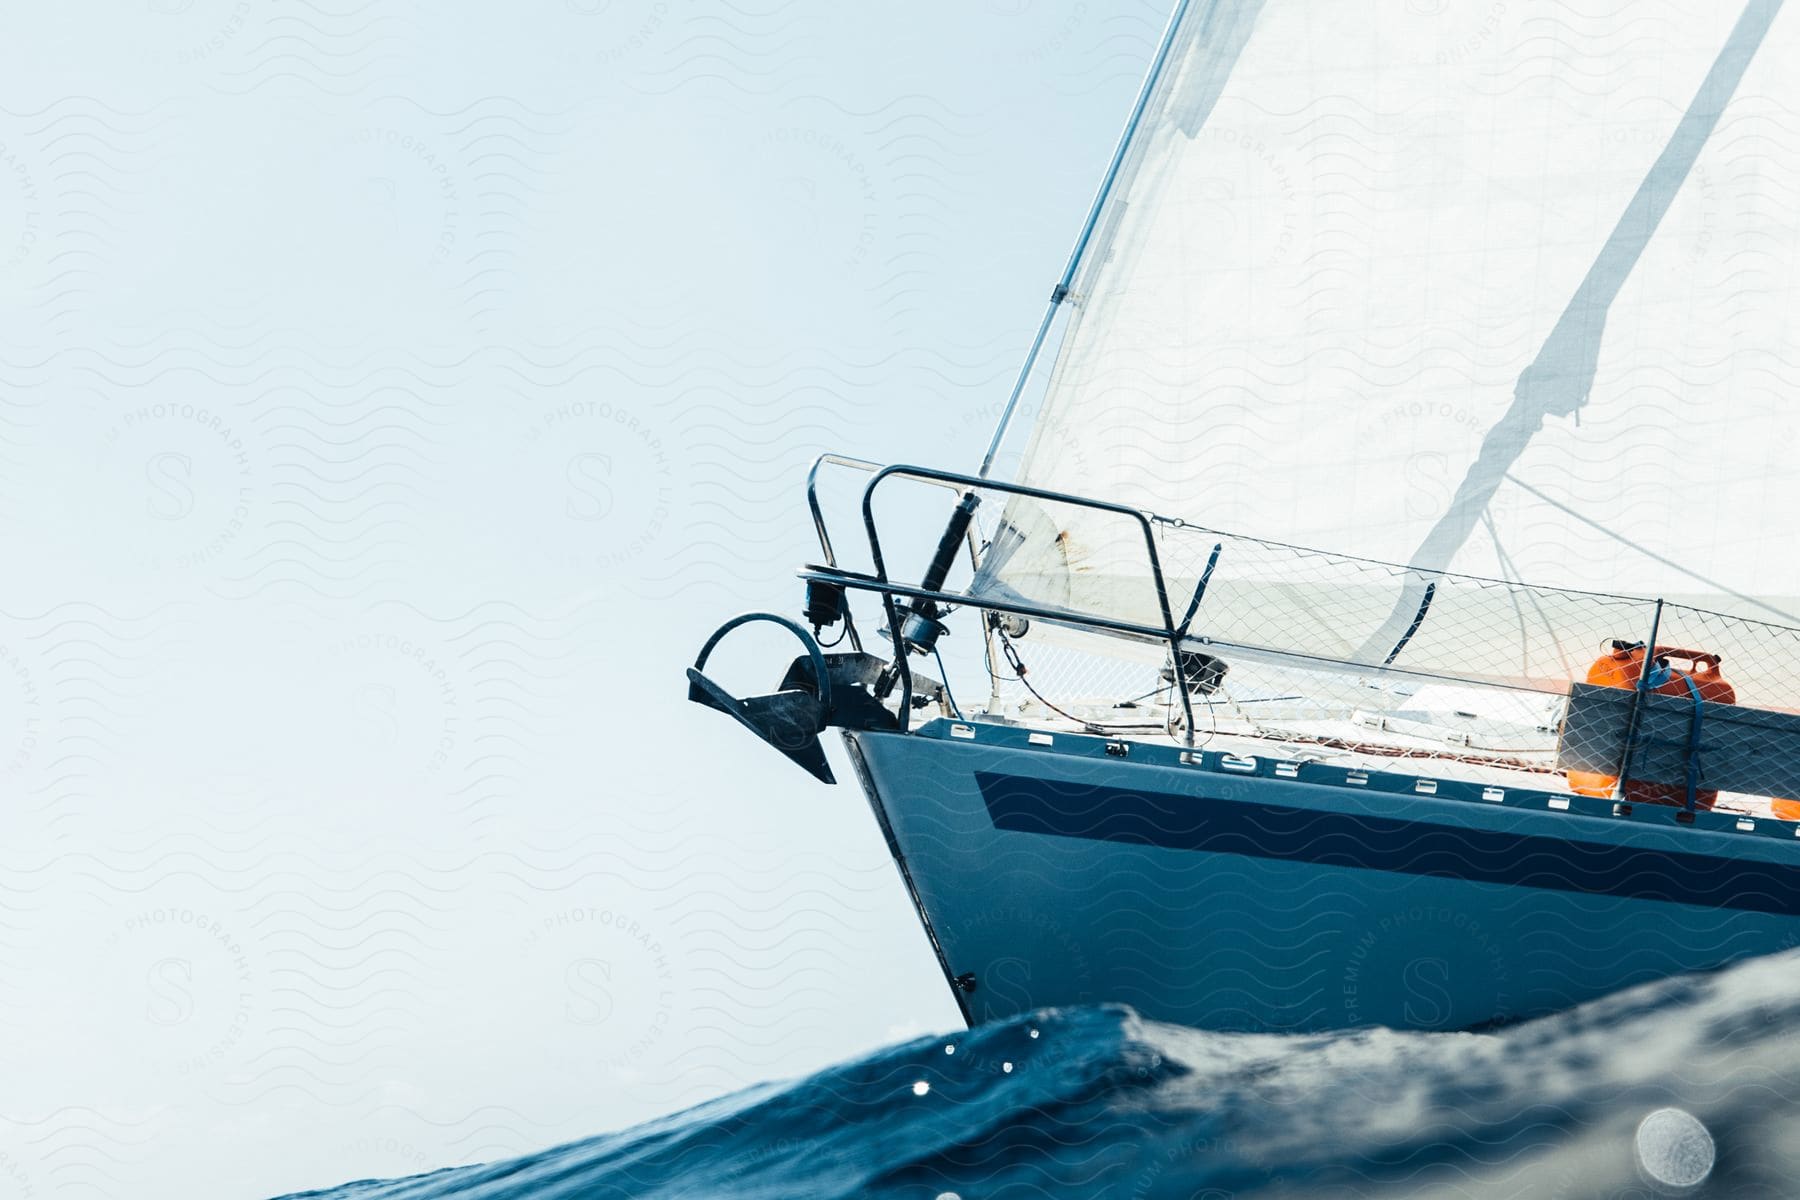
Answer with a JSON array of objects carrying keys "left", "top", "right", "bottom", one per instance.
[
  {"left": 911, "top": 1080, "right": 930, "bottom": 1097},
  {"left": 1635, "top": 1107, "right": 1714, "bottom": 1188}
]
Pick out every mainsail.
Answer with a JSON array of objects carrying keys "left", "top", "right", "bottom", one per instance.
[{"left": 976, "top": 0, "right": 1798, "bottom": 689}]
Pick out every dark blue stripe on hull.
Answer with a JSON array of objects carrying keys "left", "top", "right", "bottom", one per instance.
[{"left": 976, "top": 771, "right": 1800, "bottom": 917}]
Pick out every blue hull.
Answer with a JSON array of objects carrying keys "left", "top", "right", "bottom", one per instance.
[{"left": 846, "top": 721, "right": 1800, "bottom": 1032}]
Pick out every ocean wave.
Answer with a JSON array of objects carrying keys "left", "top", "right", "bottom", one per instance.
[{"left": 276, "top": 943, "right": 1800, "bottom": 1198}]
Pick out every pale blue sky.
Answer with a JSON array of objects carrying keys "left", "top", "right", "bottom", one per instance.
[{"left": 0, "top": 3, "right": 1167, "bottom": 1197}]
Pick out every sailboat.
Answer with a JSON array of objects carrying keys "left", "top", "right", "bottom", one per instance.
[{"left": 687, "top": 0, "right": 1800, "bottom": 1033}]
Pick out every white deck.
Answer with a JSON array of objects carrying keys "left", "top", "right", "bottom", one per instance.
[{"left": 976, "top": 688, "right": 1785, "bottom": 821}]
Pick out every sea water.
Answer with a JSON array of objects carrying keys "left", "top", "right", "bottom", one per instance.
[{"left": 275, "top": 947, "right": 1800, "bottom": 1198}]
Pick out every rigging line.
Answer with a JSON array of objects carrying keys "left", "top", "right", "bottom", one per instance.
[
  {"left": 977, "top": 0, "right": 1223, "bottom": 479},
  {"left": 1168, "top": 674, "right": 1220, "bottom": 747},
  {"left": 1381, "top": 581, "right": 1438, "bottom": 667},
  {"left": 993, "top": 627, "right": 1102, "bottom": 729},
  {"left": 1481, "top": 510, "right": 1522, "bottom": 588},
  {"left": 1502, "top": 472, "right": 1800, "bottom": 625},
  {"left": 1352, "top": 0, "right": 1783, "bottom": 661},
  {"left": 931, "top": 643, "right": 965, "bottom": 722},
  {"left": 994, "top": 624, "right": 1172, "bottom": 734},
  {"left": 1481, "top": 509, "right": 1570, "bottom": 676},
  {"left": 1121, "top": 681, "right": 1176, "bottom": 705}
]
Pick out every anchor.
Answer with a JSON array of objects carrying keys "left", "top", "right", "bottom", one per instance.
[{"left": 687, "top": 612, "right": 935, "bottom": 784}]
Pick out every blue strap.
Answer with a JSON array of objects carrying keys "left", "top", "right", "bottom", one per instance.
[{"left": 1680, "top": 672, "right": 1705, "bottom": 811}]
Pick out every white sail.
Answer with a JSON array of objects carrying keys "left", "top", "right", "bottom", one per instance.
[{"left": 978, "top": 0, "right": 1800, "bottom": 682}]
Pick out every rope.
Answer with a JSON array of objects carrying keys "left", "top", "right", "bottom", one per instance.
[
  {"left": 932, "top": 643, "right": 965, "bottom": 722},
  {"left": 993, "top": 624, "right": 1156, "bottom": 733}
]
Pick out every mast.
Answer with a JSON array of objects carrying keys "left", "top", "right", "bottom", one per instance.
[
  {"left": 976, "top": 0, "right": 1197, "bottom": 480},
  {"left": 895, "top": 0, "right": 1200, "bottom": 669}
]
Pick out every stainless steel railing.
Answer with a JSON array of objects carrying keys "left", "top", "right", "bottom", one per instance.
[{"left": 803, "top": 457, "right": 1203, "bottom": 742}]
